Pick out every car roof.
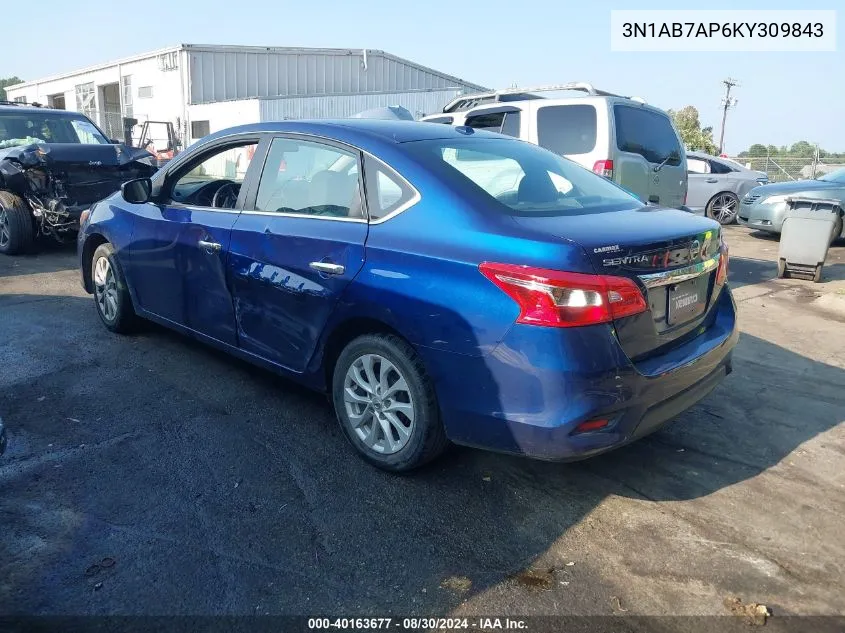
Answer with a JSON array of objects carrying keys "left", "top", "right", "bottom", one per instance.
[
  {"left": 200, "top": 119, "right": 506, "bottom": 147},
  {"left": 455, "top": 95, "right": 670, "bottom": 119}
]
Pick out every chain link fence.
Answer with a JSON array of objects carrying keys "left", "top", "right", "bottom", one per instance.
[
  {"left": 98, "top": 111, "right": 124, "bottom": 141},
  {"left": 85, "top": 111, "right": 168, "bottom": 147},
  {"left": 725, "top": 155, "right": 845, "bottom": 183}
]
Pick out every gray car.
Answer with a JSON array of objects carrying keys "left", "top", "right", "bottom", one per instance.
[
  {"left": 686, "top": 152, "right": 769, "bottom": 224},
  {"left": 738, "top": 168, "right": 845, "bottom": 241}
]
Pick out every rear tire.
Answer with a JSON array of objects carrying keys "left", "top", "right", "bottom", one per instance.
[
  {"left": 91, "top": 243, "right": 139, "bottom": 334},
  {"left": 706, "top": 192, "right": 740, "bottom": 225},
  {"left": 813, "top": 264, "right": 822, "bottom": 283},
  {"left": 0, "top": 191, "right": 35, "bottom": 255},
  {"left": 777, "top": 258, "right": 789, "bottom": 279},
  {"left": 332, "top": 333, "right": 448, "bottom": 472}
]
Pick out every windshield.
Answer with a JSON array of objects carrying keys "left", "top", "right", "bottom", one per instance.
[
  {"left": 818, "top": 168, "right": 845, "bottom": 183},
  {"left": 0, "top": 111, "right": 110, "bottom": 148},
  {"left": 408, "top": 137, "right": 641, "bottom": 215}
]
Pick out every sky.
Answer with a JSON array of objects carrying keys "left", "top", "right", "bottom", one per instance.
[{"left": 3, "top": 0, "right": 843, "bottom": 155}]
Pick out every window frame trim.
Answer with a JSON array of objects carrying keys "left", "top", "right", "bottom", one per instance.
[
  {"left": 362, "top": 154, "right": 421, "bottom": 225},
  {"left": 156, "top": 129, "right": 422, "bottom": 225},
  {"left": 239, "top": 132, "right": 370, "bottom": 223},
  {"left": 157, "top": 134, "right": 267, "bottom": 213}
]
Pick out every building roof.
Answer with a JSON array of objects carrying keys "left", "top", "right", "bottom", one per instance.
[{"left": 5, "top": 44, "right": 486, "bottom": 95}]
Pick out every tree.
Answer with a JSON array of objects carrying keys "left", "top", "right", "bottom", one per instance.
[
  {"left": 735, "top": 141, "right": 845, "bottom": 159},
  {"left": 788, "top": 141, "right": 815, "bottom": 157},
  {"left": 0, "top": 76, "right": 24, "bottom": 101},
  {"left": 667, "top": 106, "right": 718, "bottom": 155},
  {"left": 741, "top": 144, "right": 768, "bottom": 157}
]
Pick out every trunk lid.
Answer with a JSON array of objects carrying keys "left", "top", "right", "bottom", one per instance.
[{"left": 513, "top": 207, "right": 724, "bottom": 360}]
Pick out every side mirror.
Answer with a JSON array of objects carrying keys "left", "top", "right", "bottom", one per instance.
[
  {"left": 121, "top": 178, "right": 152, "bottom": 204},
  {"left": 110, "top": 138, "right": 122, "bottom": 145}
]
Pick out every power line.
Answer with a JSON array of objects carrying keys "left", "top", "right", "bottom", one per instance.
[{"left": 718, "top": 77, "right": 739, "bottom": 155}]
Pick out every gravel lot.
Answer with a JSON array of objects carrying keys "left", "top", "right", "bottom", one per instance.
[{"left": 1, "top": 226, "right": 844, "bottom": 622}]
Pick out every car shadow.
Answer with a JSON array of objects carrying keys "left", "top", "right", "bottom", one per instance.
[
  {"left": 730, "top": 255, "right": 845, "bottom": 286},
  {"left": 0, "top": 241, "right": 77, "bottom": 278},
  {"left": 0, "top": 290, "right": 843, "bottom": 616}
]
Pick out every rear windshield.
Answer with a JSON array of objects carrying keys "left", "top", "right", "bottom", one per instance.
[
  {"left": 0, "top": 112, "right": 109, "bottom": 148},
  {"left": 613, "top": 105, "right": 681, "bottom": 166},
  {"left": 407, "top": 137, "right": 640, "bottom": 216},
  {"left": 536, "top": 104, "right": 597, "bottom": 155}
]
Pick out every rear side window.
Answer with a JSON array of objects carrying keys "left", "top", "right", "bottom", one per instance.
[
  {"left": 536, "top": 105, "right": 597, "bottom": 155},
  {"left": 709, "top": 160, "right": 734, "bottom": 174},
  {"left": 613, "top": 105, "right": 681, "bottom": 165},
  {"left": 363, "top": 157, "right": 417, "bottom": 221},
  {"left": 687, "top": 158, "right": 709, "bottom": 174},
  {"left": 465, "top": 111, "right": 521, "bottom": 138},
  {"left": 253, "top": 138, "right": 363, "bottom": 218}
]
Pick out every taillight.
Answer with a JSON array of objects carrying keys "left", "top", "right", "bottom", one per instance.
[
  {"left": 716, "top": 236, "right": 729, "bottom": 285},
  {"left": 592, "top": 159, "right": 613, "bottom": 179},
  {"left": 572, "top": 418, "right": 610, "bottom": 434},
  {"left": 479, "top": 262, "right": 647, "bottom": 328}
]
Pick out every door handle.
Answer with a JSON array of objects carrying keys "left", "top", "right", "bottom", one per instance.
[
  {"left": 705, "top": 178, "right": 718, "bottom": 183},
  {"left": 198, "top": 239, "right": 221, "bottom": 254},
  {"left": 309, "top": 261, "right": 345, "bottom": 275}
]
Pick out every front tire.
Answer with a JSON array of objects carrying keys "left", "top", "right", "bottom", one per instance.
[
  {"left": 91, "top": 243, "right": 139, "bottom": 334},
  {"left": 332, "top": 334, "right": 448, "bottom": 472},
  {"left": 0, "top": 191, "right": 35, "bottom": 255},
  {"left": 707, "top": 192, "right": 740, "bottom": 225}
]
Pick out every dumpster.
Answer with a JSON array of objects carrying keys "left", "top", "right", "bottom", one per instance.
[{"left": 777, "top": 197, "right": 842, "bottom": 283}]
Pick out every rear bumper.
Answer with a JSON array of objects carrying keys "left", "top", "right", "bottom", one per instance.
[{"left": 420, "top": 287, "right": 738, "bottom": 461}]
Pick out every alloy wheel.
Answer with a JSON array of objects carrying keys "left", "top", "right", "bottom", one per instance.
[
  {"left": 711, "top": 194, "right": 738, "bottom": 224},
  {"left": 93, "top": 256, "right": 119, "bottom": 322},
  {"left": 343, "top": 353, "right": 415, "bottom": 454},
  {"left": 0, "top": 209, "right": 9, "bottom": 249}
]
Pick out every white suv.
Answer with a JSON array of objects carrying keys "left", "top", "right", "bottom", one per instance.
[{"left": 421, "top": 83, "right": 688, "bottom": 209}]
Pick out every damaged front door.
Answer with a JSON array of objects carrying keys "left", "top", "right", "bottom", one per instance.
[{"left": 128, "top": 137, "right": 262, "bottom": 345}]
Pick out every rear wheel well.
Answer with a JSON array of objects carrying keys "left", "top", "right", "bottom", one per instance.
[
  {"left": 707, "top": 190, "right": 739, "bottom": 207},
  {"left": 320, "top": 318, "right": 406, "bottom": 392},
  {"left": 81, "top": 234, "right": 109, "bottom": 293}
]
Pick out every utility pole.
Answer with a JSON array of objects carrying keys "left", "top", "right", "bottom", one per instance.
[{"left": 718, "top": 77, "right": 739, "bottom": 155}]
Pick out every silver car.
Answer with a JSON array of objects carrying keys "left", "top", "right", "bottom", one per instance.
[
  {"left": 738, "top": 168, "right": 845, "bottom": 241},
  {"left": 686, "top": 152, "right": 769, "bottom": 224}
]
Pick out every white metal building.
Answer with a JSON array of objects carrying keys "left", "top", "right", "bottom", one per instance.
[{"left": 5, "top": 44, "right": 484, "bottom": 148}]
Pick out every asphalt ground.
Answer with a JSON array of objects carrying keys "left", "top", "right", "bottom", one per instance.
[{"left": 1, "top": 226, "right": 843, "bottom": 628}]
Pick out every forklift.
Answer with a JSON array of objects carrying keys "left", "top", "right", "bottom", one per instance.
[{"left": 123, "top": 117, "right": 182, "bottom": 168}]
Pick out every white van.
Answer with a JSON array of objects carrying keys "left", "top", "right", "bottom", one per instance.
[{"left": 421, "top": 83, "right": 688, "bottom": 209}]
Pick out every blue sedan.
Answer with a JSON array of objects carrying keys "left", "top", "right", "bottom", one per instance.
[{"left": 78, "top": 120, "right": 738, "bottom": 471}]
